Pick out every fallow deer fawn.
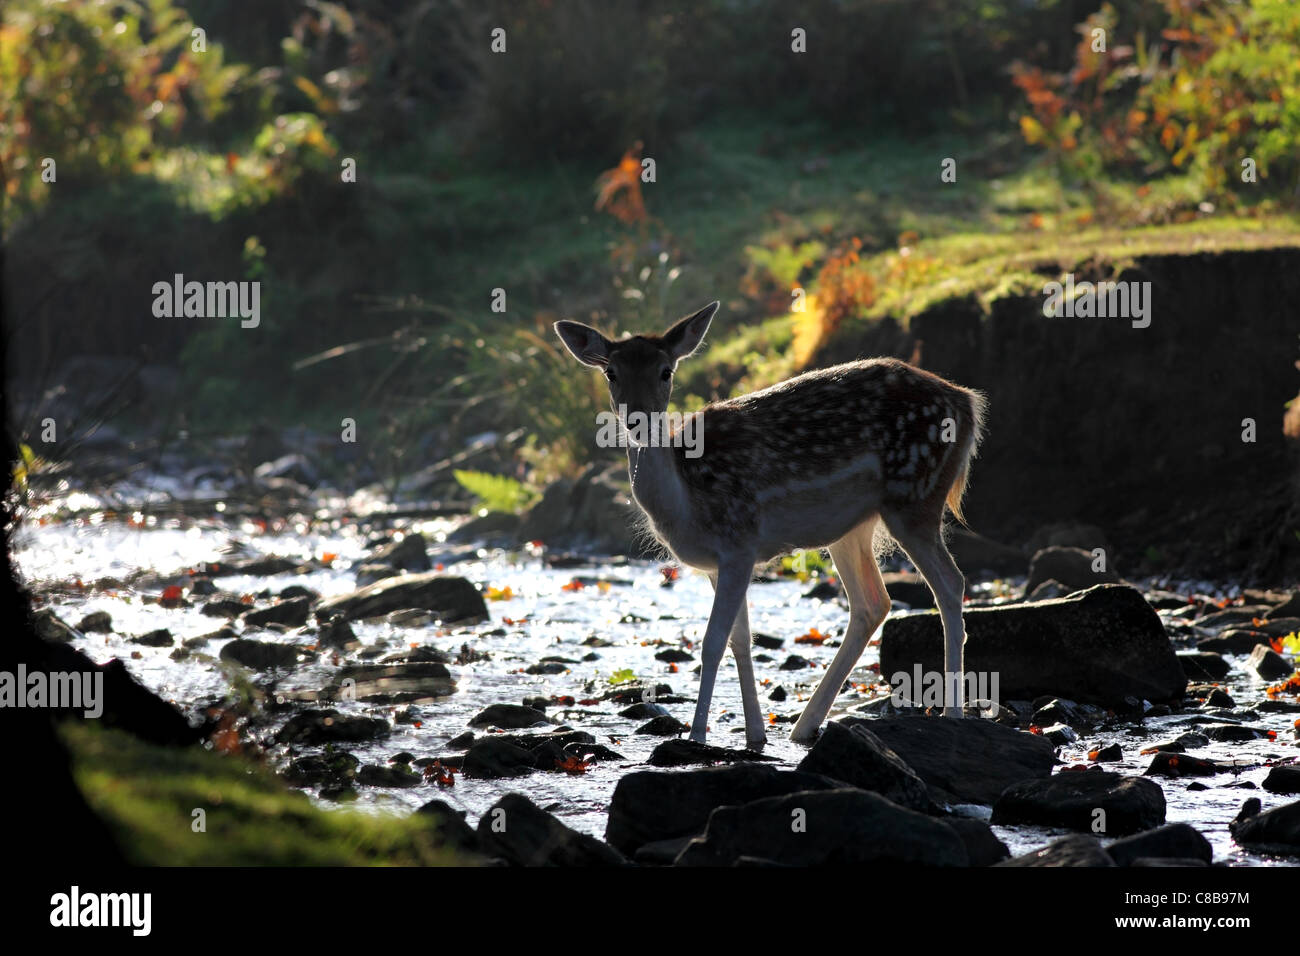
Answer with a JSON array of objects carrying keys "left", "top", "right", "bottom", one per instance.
[{"left": 555, "top": 302, "right": 986, "bottom": 747}]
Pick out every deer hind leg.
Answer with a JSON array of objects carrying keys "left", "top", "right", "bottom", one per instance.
[
  {"left": 882, "top": 506, "right": 967, "bottom": 718},
  {"left": 790, "top": 517, "right": 891, "bottom": 743},
  {"left": 725, "top": 599, "right": 767, "bottom": 750}
]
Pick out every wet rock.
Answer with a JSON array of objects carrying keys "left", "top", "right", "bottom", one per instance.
[
  {"left": 634, "top": 834, "right": 697, "bottom": 865},
  {"left": 1201, "top": 723, "right": 1269, "bottom": 743},
  {"left": 752, "top": 634, "right": 784, "bottom": 650},
  {"left": 244, "top": 597, "right": 313, "bottom": 628},
  {"left": 1027, "top": 579, "right": 1071, "bottom": 601},
  {"left": 491, "top": 730, "right": 596, "bottom": 750},
  {"left": 283, "top": 751, "right": 359, "bottom": 788},
  {"left": 802, "top": 580, "right": 840, "bottom": 601},
  {"left": 780, "top": 654, "right": 813, "bottom": 671},
  {"left": 184, "top": 626, "right": 232, "bottom": 649},
  {"left": 796, "top": 721, "right": 937, "bottom": 814},
  {"left": 477, "top": 793, "right": 627, "bottom": 866},
  {"left": 654, "top": 648, "right": 694, "bottom": 663},
  {"left": 996, "top": 834, "right": 1115, "bottom": 867},
  {"left": 317, "top": 617, "right": 360, "bottom": 651},
  {"left": 1130, "top": 856, "right": 1210, "bottom": 866},
  {"left": 648, "top": 739, "right": 778, "bottom": 767},
  {"left": 220, "top": 638, "right": 301, "bottom": 670},
  {"left": 841, "top": 715, "right": 1055, "bottom": 806},
  {"left": 356, "top": 763, "right": 422, "bottom": 788},
  {"left": 637, "top": 715, "right": 689, "bottom": 736},
  {"left": 32, "top": 609, "right": 80, "bottom": 643},
  {"left": 1037, "top": 723, "right": 1077, "bottom": 745},
  {"left": 1143, "top": 752, "right": 1226, "bottom": 777},
  {"left": 1197, "top": 606, "right": 1273, "bottom": 629},
  {"left": 565, "top": 741, "right": 627, "bottom": 763},
  {"left": 279, "top": 585, "right": 318, "bottom": 601},
  {"left": 415, "top": 799, "right": 481, "bottom": 853},
  {"left": 945, "top": 817, "right": 1010, "bottom": 866},
  {"left": 1178, "top": 652, "right": 1230, "bottom": 681},
  {"left": 992, "top": 771, "right": 1165, "bottom": 835},
  {"left": 368, "top": 532, "right": 432, "bottom": 574},
  {"left": 1229, "top": 798, "right": 1300, "bottom": 854},
  {"left": 882, "top": 571, "right": 935, "bottom": 609},
  {"left": 207, "top": 555, "right": 304, "bottom": 577},
  {"left": 448, "top": 511, "right": 522, "bottom": 546},
  {"left": 1203, "top": 688, "right": 1235, "bottom": 708},
  {"left": 446, "top": 731, "right": 475, "bottom": 749},
  {"left": 675, "top": 789, "right": 968, "bottom": 867},
  {"left": 1091, "top": 742, "right": 1123, "bottom": 762},
  {"left": 1025, "top": 546, "right": 1120, "bottom": 595},
  {"left": 254, "top": 453, "right": 318, "bottom": 487},
  {"left": 77, "top": 611, "right": 113, "bottom": 633},
  {"left": 1247, "top": 644, "right": 1293, "bottom": 680},
  {"left": 526, "top": 661, "right": 570, "bottom": 675},
  {"left": 37, "top": 640, "right": 202, "bottom": 745},
  {"left": 605, "top": 764, "right": 845, "bottom": 854},
  {"left": 1030, "top": 697, "right": 1098, "bottom": 729},
  {"left": 619, "top": 702, "right": 669, "bottom": 720},
  {"left": 468, "top": 704, "right": 551, "bottom": 730},
  {"left": 190, "top": 576, "right": 217, "bottom": 596},
  {"left": 1265, "top": 593, "right": 1300, "bottom": 619},
  {"left": 881, "top": 585, "right": 1186, "bottom": 707},
  {"left": 600, "top": 682, "right": 673, "bottom": 704},
  {"left": 1262, "top": 767, "right": 1300, "bottom": 795},
  {"left": 1105, "top": 823, "right": 1213, "bottom": 866},
  {"left": 768, "top": 685, "right": 787, "bottom": 702},
  {"left": 275, "top": 709, "right": 389, "bottom": 744},
  {"left": 130, "top": 629, "right": 173, "bottom": 647},
  {"left": 516, "top": 461, "right": 650, "bottom": 558},
  {"left": 316, "top": 572, "right": 488, "bottom": 624},
  {"left": 202, "top": 598, "right": 247, "bottom": 619},
  {"left": 460, "top": 739, "right": 537, "bottom": 778},
  {"left": 1198, "top": 630, "right": 1272, "bottom": 654},
  {"left": 354, "top": 564, "right": 400, "bottom": 587}
]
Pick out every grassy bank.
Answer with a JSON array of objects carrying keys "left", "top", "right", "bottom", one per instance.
[{"left": 61, "top": 723, "right": 472, "bottom": 866}]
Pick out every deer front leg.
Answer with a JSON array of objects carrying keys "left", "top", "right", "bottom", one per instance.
[{"left": 690, "top": 559, "right": 752, "bottom": 744}]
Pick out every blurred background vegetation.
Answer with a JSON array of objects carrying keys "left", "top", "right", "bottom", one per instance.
[{"left": 3, "top": 0, "right": 1298, "bottom": 491}]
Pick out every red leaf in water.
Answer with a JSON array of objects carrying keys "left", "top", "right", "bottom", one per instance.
[{"left": 555, "top": 756, "right": 591, "bottom": 775}]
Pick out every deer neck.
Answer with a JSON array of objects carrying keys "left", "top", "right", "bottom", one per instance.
[{"left": 628, "top": 441, "right": 689, "bottom": 530}]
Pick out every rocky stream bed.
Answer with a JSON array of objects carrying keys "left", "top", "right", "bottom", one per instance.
[{"left": 11, "top": 482, "right": 1300, "bottom": 867}]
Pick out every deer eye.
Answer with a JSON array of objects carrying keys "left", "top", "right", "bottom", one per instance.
[{"left": 660, "top": 368, "right": 673, "bottom": 382}]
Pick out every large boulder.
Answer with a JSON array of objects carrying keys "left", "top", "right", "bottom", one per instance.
[
  {"left": 1025, "top": 546, "right": 1120, "bottom": 595},
  {"left": 841, "top": 715, "right": 1055, "bottom": 806},
  {"left": 516, "top": 462, "right": 657, "bottom": 558},
  {"left": 315, "top": 572, "right": 487, "bottom": 623},
  {"left": 1229, "top": 798, "right": 1300, "bottom": 854},
  {"left": 880, "top": 584, "right": 1187, "bottom": 707},
  {"left": 605, "top": 764, "right": 844, "bottom": 855},
  {"left": 796, "top": 720, "right": 937, "bottom": 814},
  {"left": 991, "top": 771, "right": 1166, "bottom": 836},
  {"left": 675, "top": 789, "right": 969, "bottom": 867},
  {"left": 1105, "top": 823, "right": 1213, "bottom": 866},
  {"left": 476, "top": 793, "right": 627, "bottom": 866},
  {"left": 996, "top": 834, "right": 1116, "bottom": 867}
]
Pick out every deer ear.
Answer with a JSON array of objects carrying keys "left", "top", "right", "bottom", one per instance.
[
  {"left": 663, "top": 301, "right": 718, "bottom": 361},
  {"left": 554, "top": 320, "right": 613, "bottom": 368}
]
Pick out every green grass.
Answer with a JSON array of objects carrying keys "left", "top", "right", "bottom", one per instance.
[{"left": 62, "top": 723, "right": 474, "bottom": 866}]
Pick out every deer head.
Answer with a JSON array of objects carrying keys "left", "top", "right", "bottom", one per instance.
[{"left": 554, "top": 302, "right": 717, "bottom": 423}]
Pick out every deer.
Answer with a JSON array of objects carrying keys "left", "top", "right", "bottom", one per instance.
[{"left": 555, "top": 301, "right": 986, "bottom": 748}]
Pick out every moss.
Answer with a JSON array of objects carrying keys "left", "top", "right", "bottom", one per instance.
[{"left": 61, "top": 723, "right": 473, "bottom": 866}]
